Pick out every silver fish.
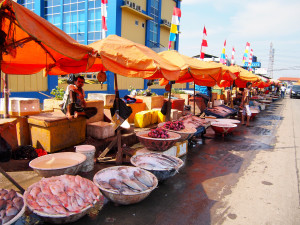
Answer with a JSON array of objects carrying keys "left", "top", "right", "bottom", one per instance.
[
  {"left": 98, "top": 181, "right": 117, "bottom": 191},
  {"left": 109, "top": 179, "right": 124, "bottom": 191},
  {"left": 122, "top": 179, "right": 143, "bottom": 192},
  {"left": 134, "top": 171, "right": 153, "bottom": 187}
]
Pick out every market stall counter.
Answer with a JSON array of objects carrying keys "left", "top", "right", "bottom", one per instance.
[{"left": 204, "top": 105, "right": 237, "bottom": 118}]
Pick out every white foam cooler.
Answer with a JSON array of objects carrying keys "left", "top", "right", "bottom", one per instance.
[{"left": 75, "top": 145, "right": 96, "bottom": 172}]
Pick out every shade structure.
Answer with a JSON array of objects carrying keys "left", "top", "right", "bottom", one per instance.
[
  {"left": 0, "top": 0, "right": 96, "bottom": 75},
  {"left": 88, "top": 35, "right": 181, "bottom": 80},
  {"left": 235, "top": 68, "right": 259, "bottom": 88},
  {"left": 158, "top": 50, "right": 222, "bottom": 87}
]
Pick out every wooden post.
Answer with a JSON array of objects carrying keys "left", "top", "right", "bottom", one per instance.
[
  {"left": 3, "top": 73, "right": 9, "bottom": 118},
  {"left": 114, "top": 73, "right": 123, "bottom": 165},
  {"left": 166, "top": 82, "right": 172, "bottom": 122},
  {"left": 193, "top": 81, "right": 196, "bottom": 115}
]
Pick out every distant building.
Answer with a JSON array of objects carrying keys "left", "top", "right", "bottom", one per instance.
[
  {"left": 8, "top": 0, "right": 187, "bottom": 101},
  {"left": 278, "top": 77, "right": 300, "bottom": 84}
]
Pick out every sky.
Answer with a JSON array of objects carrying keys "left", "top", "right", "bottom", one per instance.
[{"left": 178, "top": 0, "right": 300, "bottom": 79}]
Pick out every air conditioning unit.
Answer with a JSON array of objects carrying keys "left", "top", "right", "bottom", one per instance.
[
  {"left": 131, "top": 2, "right": 136, "bottom": 9},
  {"left": 136, "top": 5, "right": 142, "bottom": 12},
  {"left": 161, "top": 19, "right": 168, "bottom": 25},
  {"left": 124, "top": 0, "right": 131, "bottom": 7}
]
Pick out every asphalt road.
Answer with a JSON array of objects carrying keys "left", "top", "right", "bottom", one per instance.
[{"left": 3, "top": 97, "right": 300, "bottom": 225}]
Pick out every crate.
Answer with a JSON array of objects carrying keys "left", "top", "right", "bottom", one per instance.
[
  {"left": 189, "top": 97, "right": 206, "bottom": 115},
  {"left": 134, "top": 111, "right": 151, "bottom": 128},
  {"left": 164, "top": 98, "right": 185, "bottom": 112},
  {"left": 135, "top": 96, "right": 164, "bottom": 110},
  {"left": 87, "top": 121, "right": 115, "bottom": 139},
  {"left": 28, "top": 112, "right": 86, "bottom": 153},
  {"left": 87, "top": 93, "right": 115, "bottom": 107},
  {"left": 1, "top": 98, "right": 40, "bottom": 116},
  {"left": 14, "top": 116, "right": 30, "bottom": 146},
  {"left": 172, "top": 94, "right": 190, "bottom": 105},
  {"left": 43, "top": 99, "right": 62, "bottom": 111},
  {"left": 152, "top": 108, "right": 166, "bottom": 123}
]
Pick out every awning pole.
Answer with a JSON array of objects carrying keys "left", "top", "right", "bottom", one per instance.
[{"left": 114, "top": 73, "right": 122, "bottom": 165}]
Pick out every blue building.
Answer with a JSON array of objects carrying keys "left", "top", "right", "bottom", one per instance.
[{"left": 8, "top": 0, "right": 190, "bottom": 102}]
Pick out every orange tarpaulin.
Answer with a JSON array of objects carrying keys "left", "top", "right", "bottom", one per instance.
[
  {"left": 158, "top": 51, "right": 222, "bottom": 87},
  {"left": 88, "top": 35, "right": 181, "bottom": 80},
  {"left": 0, "top": 0, "right": 96, "bottom": 75},
  {"left": 235, "top": 69, "right": 259, "bottom": 88}
]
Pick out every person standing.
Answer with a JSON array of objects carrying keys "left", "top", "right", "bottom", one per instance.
[
  {"left": 61, "top": 75, "right": 97, "bottom": 120},
  {"left": 281, "top": 85, "right": 286, "bottom": 98},
  {"left": 241, "top": 82, "right": 252, "bottom": 127}
]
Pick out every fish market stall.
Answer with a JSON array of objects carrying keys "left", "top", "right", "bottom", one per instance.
[{"left": 204, "top": 105, "right": 237, "bottom": 118}]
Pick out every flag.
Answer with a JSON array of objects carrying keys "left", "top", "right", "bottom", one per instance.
[
  {"left": 168, "top": 7, "right": 181, "bottom": 50},
  {"left": 242, "top": 42, "right": 250, "bottom": 64},
  {"left": 200, "top": 26, "right": 207, "bottom": 59},
  {"left": 200, "top": 26, "right": 208, "bottom": 59},
  {"left": 231, "top": 47, "right": 235, "bottom": 66},
  {"left": 101, "top": 0, "right": 108, "bottom": 38},
  {"left": 220, "top": 40, "right": 226, "bottom": 65},
  {"left": 248, "top": 49, "right": 254, "bottom": 71}
]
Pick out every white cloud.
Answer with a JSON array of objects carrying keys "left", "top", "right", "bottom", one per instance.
[{"left": 230, "top": 1, "right": 300, "bottom": 38}]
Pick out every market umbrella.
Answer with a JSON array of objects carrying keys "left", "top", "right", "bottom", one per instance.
[
  {"left": 158, "top": 50, "right": 222, "bottom": 116},
  {"left": 0, "top": 0, "right": 97, "bottom": 117},
  {"left": 234, "top": 68, "right": 259, "bottom": 88}
]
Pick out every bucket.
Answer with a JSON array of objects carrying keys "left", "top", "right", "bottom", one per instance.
[{"left": 75, "top": 145, "right": 96, "bottom": 172}]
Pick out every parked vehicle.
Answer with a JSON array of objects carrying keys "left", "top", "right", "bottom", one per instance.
[
  {"left": 290, "top": 85, "right": 300, "bottom": 98},
  {"left": 286, "top": 85, "right": 292, "bottom": 94}
]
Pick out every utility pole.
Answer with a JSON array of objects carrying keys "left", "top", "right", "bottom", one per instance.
[{"left": 268, "top": 43, "right": 275, "bottom": 78}]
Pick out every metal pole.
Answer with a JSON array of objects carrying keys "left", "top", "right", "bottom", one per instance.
[
  {"left": 0, "top": 166, "right": 25, "bottom": 194},
  {"left": 3, "top": 73, "right": 9, "bottom": 118},
  {"left": 114, "top": 73, "right": 122, "bottom": 165},
  {"left": 166, "top": 82, "right": 172, "bottom": 122}
]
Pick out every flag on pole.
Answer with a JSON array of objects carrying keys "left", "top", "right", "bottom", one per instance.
[
  {"left": 168, "top": 7, "right": 181, "bottom": 50},
  {"left": 200, "top": 26, "right": 207, "bottom": 59},
  {"left": 242, "top": 42, "right": 250, "bottom": 65},
  {"left": 231, "top": 47, "right": 235, "bottom": 66},
  {"left": 101, "top": 0, "right": 108, "bottom": 39},
  {"left": 248, "top": 49, "right": 254, "bottom": 71},
  {"left": 220, "top": 40, "right": 226, "bottom": 65}
]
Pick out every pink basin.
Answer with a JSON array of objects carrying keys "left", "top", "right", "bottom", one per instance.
[{"left": 211, "top": 122, "right": 237, "bottom": 134}]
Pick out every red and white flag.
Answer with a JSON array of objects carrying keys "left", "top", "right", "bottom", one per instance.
[
  {"left": 231, "top": 47, "right": 235, "bottom": 65},
  {"left": 200, "top": 26, "right": 207, "bottom": 59},
  {"left": 101, "top": 0, "right": 108, "bottom": 38},
  {"left": 248, "top": 49, "right": 254, "bottom": 71}
]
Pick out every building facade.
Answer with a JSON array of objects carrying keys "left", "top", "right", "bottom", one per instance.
[{"left": 6, "top": 0, "right": 188, "bottom": 102}]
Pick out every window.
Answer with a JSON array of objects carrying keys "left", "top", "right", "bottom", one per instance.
[
  {"left": 45, "top": 0, "right": 61, "bottom": 27},
  {"left": 21, "top": 0, "right": 35, "bottom": 11},
  {"left": 135, "top": 20, "right": 139, "bottom": 26},
  {"left": 87, "top": 0, "right": 103, "bottom": 44},
  {"left": 148, "top": 0, "right": 159, "bottom": 48},
  {"left": 142, "top": 23, "right": 145, "bottom": 28}
]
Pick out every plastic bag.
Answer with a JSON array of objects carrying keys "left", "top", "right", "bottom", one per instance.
[
  {"left": 0, "top": 136, "right": 11, "bottom": 162},
  {"left": 110, "top": 99, "right": 132, "bottom": 120}
]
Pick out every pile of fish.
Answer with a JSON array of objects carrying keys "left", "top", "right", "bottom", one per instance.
[
  {"left": 94, "top": 167, "right": 155, "bottom": 195},
  {"left": 132, "top": 153, "right": 181, "bottom": 171},
  {"left": 179, "top": 115, "right": 209, "bottom": 129},
  {"left": 0, "top": 189, "right": 24, "bottom": 225},
  {"left": 25, "top": 175, "right": 101, "bottom": 215}
]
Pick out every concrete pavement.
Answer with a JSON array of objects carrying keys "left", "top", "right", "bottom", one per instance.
[{"left": 216, "top": 97, "right": 300, "bottom": 224}]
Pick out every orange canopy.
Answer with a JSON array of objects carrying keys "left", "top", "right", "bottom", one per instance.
[
  {"left": 158, "top": 51, "right": 222, "bottom": 87},
  {"left": 0, "top": 0, "right": 96, "bottom": 75},
  {"left": 235, "top": 69, "right": 259, "bottom": 88},
  {"left": 88, "top": 35, "right": 181, "bottom": 80}
]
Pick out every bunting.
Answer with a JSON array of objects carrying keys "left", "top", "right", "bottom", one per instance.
[
  {"left": 231, "top": 47, "right": 235, "bottom": 66},
  {"left": 101, "top": 0, "right": 108, "bottom": 38},
  {"left": 168, "top": 7, "right": 181, "bottom": 50},
  {"left": 242, "top": 42, "right": 250, "bottom": 64},
  {"left": 248, "top": 49, "right": 254, "bottom": 71},
  {"left": 220, "top": 40, "right": 226, "bottom": 65},
  {"left": 200, "top": 26, "right": 207, "bottom": 59}
]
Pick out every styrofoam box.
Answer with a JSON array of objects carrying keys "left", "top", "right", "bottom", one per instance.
[
  {"left": 87, "top": 93, "right": 115, "bottom": 107},
  {"left": 87, "top": 121, "right": 115, "bottom": 139},
  {"left": 135, "top": 140, "right": 188, "bottom": 158},
  {"left": 0, "top": 98, "right": 40, "bottom": 116}
]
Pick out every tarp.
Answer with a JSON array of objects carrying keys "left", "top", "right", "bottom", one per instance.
[
  {"left": 235, "top": 68, "right": 259, "bottom": 88},
  {"left": 88, "top": 35, "right": 181, "bottom": 80},
  {"left": 158, "top": 50, "right": 222, "bottom": 87},
  {"left": 0, "top": 0, "right": 96, "bottom": 75}
]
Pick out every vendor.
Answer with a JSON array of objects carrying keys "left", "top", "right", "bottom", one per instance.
[
  {"left": 241, "top": 82, "right": 252, "bottom": 127},
  {"left": 61, "top": 76, "right": 97, "bottom": 120}
]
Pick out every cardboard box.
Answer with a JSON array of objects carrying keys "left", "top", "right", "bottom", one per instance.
[
  {"left": 87, "top": 121, "right": 115, "bottom": 139},
  {"left": 135, "top": 96, "right": 164, "bottom": 110}
]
